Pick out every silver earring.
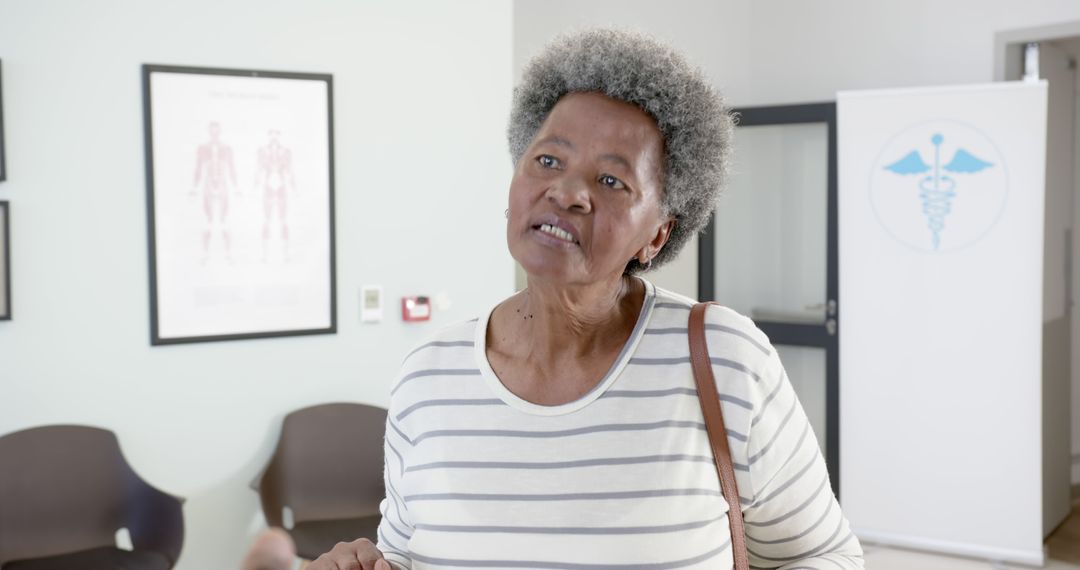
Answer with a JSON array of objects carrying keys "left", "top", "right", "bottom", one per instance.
[{"left": 504, "top": 209, "right": 509, "bottom": 219}]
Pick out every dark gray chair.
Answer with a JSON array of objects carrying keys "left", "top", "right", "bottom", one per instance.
[
  {"left": 252, "top": 403, "right": 387, "bottom": 560},
  {"left": 0, "top": 425, "right": 185, "bottom": 569}
]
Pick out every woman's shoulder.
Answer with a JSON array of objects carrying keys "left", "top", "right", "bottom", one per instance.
[
  {"left": 389, "top": 317, "right": 484, "bottom": 411},
  {"left": 648, "top": 284, "right": 776, "bottom": 367},
  {"left": 399, "top": 317, "right": 480, "bottom": 368},
  {"left": 649, "top": 285, "right": 765, "bottom": 337}
]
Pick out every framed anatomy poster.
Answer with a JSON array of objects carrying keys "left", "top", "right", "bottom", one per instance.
[{"left": 142, "top": 65, "right": 335, "bottom": 345}]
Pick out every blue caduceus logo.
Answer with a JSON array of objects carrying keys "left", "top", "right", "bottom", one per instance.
[
  {"left": 882, "top": 133, "right": 994, "bottom": 250},
  {"left": 870, "top": 121, "right": 1007, "bottom": 253}
]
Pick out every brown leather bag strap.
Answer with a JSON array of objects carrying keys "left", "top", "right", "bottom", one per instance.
[{"left": 689, "top": 302, "right": 750, "bottom": 570}]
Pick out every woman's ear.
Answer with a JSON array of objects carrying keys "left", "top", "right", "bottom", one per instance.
[{"left": 637, "top": 217, "right": 676, "bottom": 264}]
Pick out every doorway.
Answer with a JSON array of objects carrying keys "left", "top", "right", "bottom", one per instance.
[
  {"left": 998, "top": 22, "right": 1080, "bottom": 543},
  {"left": 697, "top": 102, "right": 841, "bottom": 497}
]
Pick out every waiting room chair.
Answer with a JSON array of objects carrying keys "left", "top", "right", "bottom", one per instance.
[
  {"left": 0, "top": 425, "right": 185, "bottom": 569},
  {"left": 252, "top": 402, "right": 387, "bottom": 560}
]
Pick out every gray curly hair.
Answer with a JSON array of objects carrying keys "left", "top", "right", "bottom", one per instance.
[{"left": 508, "top": 28, "right": 734, "bottom": 274}]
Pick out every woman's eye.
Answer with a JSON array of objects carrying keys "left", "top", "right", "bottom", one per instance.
[
  {"left": 537, "top": 155, "right": 560, "bottom": 169},
  {"left": 599, "top": 174, "right": 626, "bottom": 190}
]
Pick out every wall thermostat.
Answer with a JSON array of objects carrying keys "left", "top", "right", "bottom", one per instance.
[{"left": 361, "top": 286, "right": 383, "bottom": 323}]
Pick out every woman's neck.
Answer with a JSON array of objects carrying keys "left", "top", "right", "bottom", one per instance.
[{"left": 504, "top": 275, "right": 643, "bottom": 362}]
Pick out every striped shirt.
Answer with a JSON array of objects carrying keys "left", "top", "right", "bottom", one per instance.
[{"left": 377, "top": 280, "right": 864, "bottom": 569}]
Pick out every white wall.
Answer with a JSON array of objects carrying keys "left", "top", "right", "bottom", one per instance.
[
  {"left": 0, "top": 1, "right": 513, "bottom": 568},
  {"left": 744, "top": 1, "right": 1080, "bottom": 104}
]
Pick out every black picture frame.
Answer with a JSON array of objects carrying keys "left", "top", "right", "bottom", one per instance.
[
  {"left": 142, "top": 64, "right": 336, "bottom": 345},
  {"left": 0, "top": 201, "right": 10, "bottom": 320}
]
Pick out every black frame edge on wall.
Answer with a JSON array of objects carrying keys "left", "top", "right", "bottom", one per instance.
[
  {"left": 0, "top": 58, "right": 7, "bottom": 182},
  {"left": 0, "top": 201, "right": 10, "bottom": 320}
]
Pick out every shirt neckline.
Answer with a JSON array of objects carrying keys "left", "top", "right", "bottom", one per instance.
[{"left": 473, "top": 278, "right": 656, "bottom": 416}]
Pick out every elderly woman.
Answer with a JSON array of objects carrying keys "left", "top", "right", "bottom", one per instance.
[{"left": 312, "top": 29, "right": 863, "bottom": 569}]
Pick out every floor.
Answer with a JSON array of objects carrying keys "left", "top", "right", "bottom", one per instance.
[
  {"left": 863, "top": 489, "right": 1080, "bottom": 569},
  {"left": 863, "top": 542, "right": 1079, "bottom": 570}
]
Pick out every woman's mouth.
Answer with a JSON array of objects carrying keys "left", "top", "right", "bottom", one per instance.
[{"left": 535, "top": 223, "right": 578, "bottom": 244}]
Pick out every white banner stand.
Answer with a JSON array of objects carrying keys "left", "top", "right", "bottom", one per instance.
[{"left": 839, "top": 82, "right": 1048, "bottom": 565}]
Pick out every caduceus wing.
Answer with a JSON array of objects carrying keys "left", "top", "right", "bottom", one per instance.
[
  {"left": 943, "top": 149, "right": 993, "bottom": 173},
  {"left": 884, "top": 150, "right": 931, "bottom": 175}
]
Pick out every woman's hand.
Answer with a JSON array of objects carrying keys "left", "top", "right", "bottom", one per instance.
[{"left": 306, "top": 538, "right": 390, "bottom": 570}]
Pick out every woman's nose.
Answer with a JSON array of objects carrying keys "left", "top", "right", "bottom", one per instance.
[{"left": 546, "top": 174, "right": 592, "bottom": 213}]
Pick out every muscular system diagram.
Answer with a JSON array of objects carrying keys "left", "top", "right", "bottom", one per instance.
[
  {"left": 254, "top": 129, "right": 297, "bottom": 262},
  {"left": 192, "top": 121, "right": 238, "bottom": 264}
]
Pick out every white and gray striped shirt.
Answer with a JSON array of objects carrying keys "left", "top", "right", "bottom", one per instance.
[{"left": 377, "top": 280, "right": 863, "bottom": 569}]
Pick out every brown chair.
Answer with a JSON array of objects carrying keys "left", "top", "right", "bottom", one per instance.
[
  {"left": 0, "top": 425, "right": 185, "bottom": 570},
  {"left": 252, "top": 403, "right": 387, "bottom": 560}
]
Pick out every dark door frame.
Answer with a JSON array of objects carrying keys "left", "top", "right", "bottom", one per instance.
[{"left": 697, "top": 102, "right": 840, "bottom": 497}]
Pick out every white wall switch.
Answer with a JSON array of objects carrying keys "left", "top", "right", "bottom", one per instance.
[{"left": 361, "top": 286, "right": 383, "bottom": 323}]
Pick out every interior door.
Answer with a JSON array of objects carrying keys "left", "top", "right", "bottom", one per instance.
[
  {"left": 698, "top": 103, "right": 840, "bottom": 496},
  {"left": 1036, "top": 39, "right": 1075, "bottom": 538}
]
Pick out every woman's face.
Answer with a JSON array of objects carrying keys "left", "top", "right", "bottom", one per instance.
[{"left": 507, "top": 92, "right": 673, "bottom": 287}]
